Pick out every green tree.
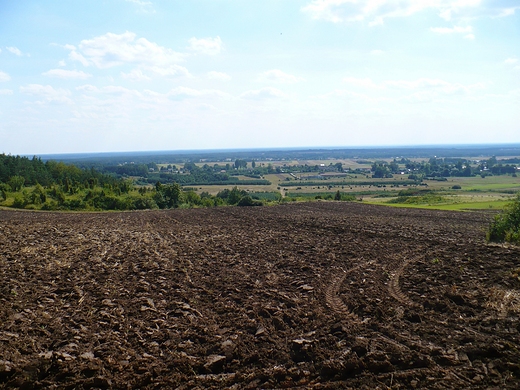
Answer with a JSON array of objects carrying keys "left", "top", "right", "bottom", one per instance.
[
  {"left": 8, "top": 175, "right": 25, "bottom": 191},
  {"left": 163, "top": 183, "right": 184, "bottom": 208},
  {"left": 371, "top": 163, "right": 392, "bottom": 178},
  {"left": 184, "top": 191, "right": 201, "bottom": 206},
  {"left": 228, "top": 186, "right": 244, "bottom": 205},
  {"left": 234, "top": 159, "right": 247, "bottom": 169},
  {"left": 30, "top": 184, "right": 47, "bottom": 204}
]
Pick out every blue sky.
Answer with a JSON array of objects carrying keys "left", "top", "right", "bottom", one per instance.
[{"left": 0, "top": 0, "right": 519, "bottom": 154}]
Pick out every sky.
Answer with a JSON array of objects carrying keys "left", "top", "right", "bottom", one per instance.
[{"left": 0, "top": 0, "right": 519, "bottom": 155}]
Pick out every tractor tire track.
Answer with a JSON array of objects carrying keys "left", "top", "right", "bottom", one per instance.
[
  {"left": 388, "top": 257, "right": 420, "bottom": 308},
  {"left": 324, "top": 262, "right": 368, "bottom": 324}
]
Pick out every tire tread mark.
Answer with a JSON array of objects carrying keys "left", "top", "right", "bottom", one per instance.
[
  {"left": 388, "top": 258, "right": 420, "bottom": 308},
  {"left": 325, "top": 265, "right": 362, "bottom": 324}
]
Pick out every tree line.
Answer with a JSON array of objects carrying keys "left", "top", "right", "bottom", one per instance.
[{"left": 0, "top": 154, "right": 280, "bottom": 211}]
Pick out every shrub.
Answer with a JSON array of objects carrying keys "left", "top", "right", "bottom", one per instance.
[
  {"left": 237, "top": 195, "right": 262, "bottom": 207},
  {"left": 487, "top": 194, "right": 520, "bottom": 244},
  {"left": 452, "top": 185, "right": 461, "bottom": 190},
  {"left": 12, "top": 195, "right": 27, "bottom": 209}
]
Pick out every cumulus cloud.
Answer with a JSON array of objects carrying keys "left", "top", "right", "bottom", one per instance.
[
  {"left": 76, "top": 85, "right": 145, "bottom": 99},
  {"left": 20, "top": 84, "right": 72, "bottom": 104},
  {"left": 168, "top": 86, "right": 230, "bottom": 100},
  {"left": 0, "top": 71, "right": 11, "bottom": 82},
  {"left": 340, "top": 77, "right": 485, "bottom": 100},
  {"left": 316, "top": 89, "right": 387, "bottom": 105},
  {"left": 188, "top": 36, "right": 223, "bottom": 55},
  {"left": 207, "top": 71, "right": 231, "bottom": 81},
  {"left": 430, "top": 25, "right": 473, "bottom": 34},
  {"left": 125, "top": 0, "right": 152, "bottom": 5},
  {"left": 147, "top": 64, "right": 190, "bottom": 78},
  {"left": 240, "top": 87, "right": 286, "bottom": 100},
  {"left": 68, "top": 31, "right": 185, "bottom": 71},
  {"left": 0, "top": 89, "right": 13, "bottom": 95},
  {"left": 342, "top": 77, "right": 380, "bottom": 89},
  {"left": 42, "top": 69, "right": 92, "bottom": 79},
  {"left": 301, "top": 0, "right": 515, "bottom": 25},
  {"left": 6, "top": 46, "right": 22, "bottom": 56},
  {"left": 121, "top": 69, "right": 151, "bottom": 81},
  {"left": 125, "top": 0, "right": 154, "bottom": 10},
  {"left": 385, "top": 78, "right": 483, "bottom": 94},
  {"left": 260, "top": 69, "right": 303, "bottom": 83}
]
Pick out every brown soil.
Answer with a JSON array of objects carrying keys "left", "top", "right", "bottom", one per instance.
[{"left": 1, "top": 202, "right": 519, "bottom": 389}]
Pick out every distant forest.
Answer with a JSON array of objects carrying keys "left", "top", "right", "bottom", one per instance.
[
  {"left": 41, "top": 144, "right": 520, "bottom": 167},
  {"left": 0, "top": 154, "right": 273, "bottom": 211},
  {"left": 1, "top": 144, "right": 519, "bottom": 211}
]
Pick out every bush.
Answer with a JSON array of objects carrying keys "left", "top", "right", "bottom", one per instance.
[
  {"left": 452, "top": 185, "right": 461, "bottom": 190},
  {"left": 12, "top": 195, "right": 27, "bottom": 209},
  {"left": 487, "top": 194, "right": 520, "bottom": 244},
  {"left": 237, "top": 195, "right": 262, "bottom": 207}
]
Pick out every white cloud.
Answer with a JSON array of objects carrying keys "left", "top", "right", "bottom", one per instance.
[
  {"left": 69, "top": 50, "right": 90, "bottom": 67},
  {"left": 42, "top": 69, "right": 92, "bottom": 79},
  {"left": 0, "top": 71, "right": 11, "bottom": 82},
  {"left": 370, "top": 49, "right": 384, "bottom": 55},
  {"left": 6, "top": 46, "right": 22, "bottom": 56},
  {"left": 125, "top": 0, "right": 152, "bottom": 6},
  {"left": 301, "top": 0, "right": 512, "bottom": 25},
  {"left": 368, "top": 16, "right": 384, "bottom": 27},
  {"left": 340, "top": 77, "right": 485, "bottom": 100},
  {"left": 342, "top": 77, "right": 380, "bottom": 89},
  {"left": 188, "top": 36, "right": 222, "bottom": 55},
  {"left": 58, "top": 60, "right": 67, "bottom": 67},
  {"left": 69, "top": 31, "right": 185, "bottom": 70},
  {"left": 100, "top": 86, "right": 143, "bottom": 96},
  {"left": 0, "top": 89, "right": 13, "bottom": 95},
  {"left": 385, "top": 79, "right": 431, "bottom": 89},
  {"left": 168, "top": 86, "right": 230, "bottom": 100},
  {"left": 125, "top": 0, "right": 152, "bottom": 5},
  {"left": 430, "top": 25, "right": 473, "bottom": 34},
  {"left": 124, "top": 0, "right": 155, "bottom": 13},
  {"left": 317, "top": 89, "right": 379, "bottom": 102},
  {"left": 20, "top": 84, "right": 72, "bottom": 104},
  {"left": 147, "top": 64, "right": 190, "bottom": 78},
  {"left": 76, "top": 84, "right": 143, "bottom": 97},
  {"left": 385, "top": 78, "right": 485, "bottom": 103},
  {"left": 505, "top": 58, "right": 518, "bottom": 64},
  {"left": 207, "top": 71, "right": 231, "bottom": 81},
  {"left": 464, "top": 34, "right": 475, "bottom": 40},
  {"left": 240, "top": 87, "right": 286, "bottom": 100},
  {"left": 260, "top": 69, "right": 303, "bottom": 83},
  {"left": 121, "top": 69, "right": 151, "bottom": 81}
]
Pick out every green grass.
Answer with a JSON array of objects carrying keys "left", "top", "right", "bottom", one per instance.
[{"left": 366, "top": 199, "right": 510, "bottom": 211}]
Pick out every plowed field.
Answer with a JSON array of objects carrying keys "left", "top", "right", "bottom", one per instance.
[{"left": 1, "top": 202, "right": 519, "bottom": 389}]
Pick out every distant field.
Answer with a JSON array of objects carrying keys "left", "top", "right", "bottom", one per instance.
[{"left": 366, "top": 198, "right": 512, "bottom": 211}]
